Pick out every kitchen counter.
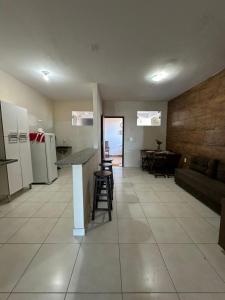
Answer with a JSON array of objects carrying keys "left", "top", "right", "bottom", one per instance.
[
  {"left": 0, "top": 159, "right": 18, "bottom": 167},
  {"left": 56, "top": 148, "right": 99, "bottom": 236},
  {"left": 56, "top": 148, "right": 97, "bottom": 166}
]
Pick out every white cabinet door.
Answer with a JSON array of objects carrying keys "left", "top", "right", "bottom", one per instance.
[
  {"left": 17, "top": 106, "right": 29, "bottom": 133},
  {"left": 4, "top": 137, "right": 22, "bottom": 195},
  {"left": 1, "top": 101, "right": 18, "bottom": 136},
  {"left": 46, "top": 134, "right": 58, "bottom": 183},
  {"left": 30, "top": 141, "right": 48, "bottom": 183},
  {"left": 19, "top": 139, "right": 33, "bottom": 187}
]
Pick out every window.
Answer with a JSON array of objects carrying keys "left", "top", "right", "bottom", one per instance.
[
  {"left": 137, "top": 111, "right": 161, "bottom": 126},
  {"left": 72, "top": 111, "right": 94, "bottom": 126}
]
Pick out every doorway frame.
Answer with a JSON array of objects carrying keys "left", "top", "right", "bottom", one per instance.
[{"left": 101, "top": 115, "right": 125, "bottom": 167}]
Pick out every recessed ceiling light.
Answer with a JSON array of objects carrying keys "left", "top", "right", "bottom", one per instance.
[
  {"left": 41, "top": 70, "right": 50, "bottom": 81},
  {"left": 150, "top": 71, "right": 168, "bottom": 82}
]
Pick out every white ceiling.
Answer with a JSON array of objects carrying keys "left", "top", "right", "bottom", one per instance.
[{"left": 0, "top": 0, "right": 225, "bottom": 102}]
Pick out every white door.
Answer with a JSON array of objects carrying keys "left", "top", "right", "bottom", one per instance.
[
  {"left": 19, "top": 138, "right": 33, "bottom": 187},
  {"left": 1, "top": 101, "right": 18, "bottom": 136},
  {"left": 17, "top": 106, "right": 33, "bottom": 187},
  {"left": 30, "top": 141, "right": 48, "bottom": 183},
  {"left": 4, "top": 136, "right": 22, "bottom": 195},
  {"left": 46, "top": 134, "right": 58, "bottom": 183}
]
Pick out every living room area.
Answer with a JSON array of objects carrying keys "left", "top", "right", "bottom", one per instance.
[{"left": 1, "top": 1, "right": 225, "bottom": 300}]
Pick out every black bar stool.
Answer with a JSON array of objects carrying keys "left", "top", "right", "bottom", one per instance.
[
  {"left": 99, "top": 162, "right": 114, "bottom": 196},
  {"left": 103, "top": 158, "right": 113, "bottom": 164},
  {"left": 92, "top": 170, "right": 113, "bottom": 221}
]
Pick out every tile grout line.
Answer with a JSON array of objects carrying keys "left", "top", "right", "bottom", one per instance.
[
  {"left": 195, "top": 243, "right": 225, "bottom": 285},
  {"left": 115, "top": 186, "right": 124, "bottom": 299},
  {"left": 63, "top": 243, "right": 81, "bottom": 300}
]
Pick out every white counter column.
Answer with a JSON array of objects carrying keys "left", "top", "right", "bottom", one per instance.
[{"left": 57, "top": 148, "right": 99, "bottom": 236}]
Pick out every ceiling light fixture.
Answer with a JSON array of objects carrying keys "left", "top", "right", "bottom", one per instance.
[
  {"left": 41, "top": 70, "right": 50, "bottom": 81},
  {"left": 151, "top": 71, "right": 168, "bottom": 82}
]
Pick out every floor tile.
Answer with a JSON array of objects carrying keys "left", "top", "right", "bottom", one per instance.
[
  {"left": 117, "top": 203, "right": 145, "bottom": 219},
  {"left": 5, "top": 203, "right": 44, "bottom": 218},
  {"left": 68, "top": 244, "right": 121, "bottom": 292},
  {"left": 159, "top": 244, "right": 225, "bottom": 292},
  {"left": 0, "top": 294, "right": 9, "bottom": 300},
  {"left": 116, "top": 192, "right": 139, "bottom": 203},
  {"left": 197, "top": 243, "right": 225, "bottom": 281},
  {"left": 141, "top": 203, "right": 173, "bottom": 218},
  {"left": 66, "top": 294, "right": 122, "bottom": 300},
  {"left": 33, "top": 203, "right": 67, "bottom": 218},
  {"left": 82, "top": 219, "right": 118, "bottom": 243},
  {"left": 45, "top": 218, "right": 82, "bottom": 243},
  {"left": 205, "top": 217, "right": 221, "bottom": 230},
  {"left": 136, "top": 190, "right": 160, "bottom": 203},
  {"left": 148, "top": 218, "right": 193, "bottom": 243},
  {"left": 115, "top": 182, "right": 133, "bottom": 190},
  {"left": 0, "top": 244, "right": 40, "bottom": 292},
  {"left": 155, "top": 191, "right": 185, "bottom": 203},
  {"left": 118, "top": 218, "right": 155, "bottom": 243},
  {"left": 177, "top": 217, "right": 219, "bottom": 243},
  {"left": 15, "top": 244, "right": 79, "bottom": 292},
  {"left": 8, "top": 294, "right": 65, "bottom": 300},
  {"left": 8, "top": 218, "right": 57, "bottom": 243},
  {"left": 188, "top": 199, "right": 219, "bottom": 218},
  {"left": 123, "top": 294, "right": 179, "bottom": 300},
  {"left": 165, "top": 203, "right": 199, "bottom": 217},
  {"left": 61, "top": 203, "right": 73, "bottom": 218},
  {"left": 120, "top": 244, "right": 175, "bottom": 292},
  {"left": 0, "top": 218, "right": 28, "bottom": 242},
  {"left": 133, "top": 184, "right": 156, "bottom": 191},
  {"left": 24, "top": 191, "right": 51, "bottom": 204},
  {"left": 47, "top": 191, "right": 72, "bottom": 203},
  {"left": 151, "top": 183, "right": 171, "bottom": 192},
  {"left": 0, "top": 201, "right": 21, "bottom": 217},
  {"left": 179, "top": 293, "right": 225, "bottom": 300}
]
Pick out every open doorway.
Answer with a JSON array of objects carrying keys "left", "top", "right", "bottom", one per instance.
[{"left": 102, "top": 116, "right": 124, "bottom": 167}]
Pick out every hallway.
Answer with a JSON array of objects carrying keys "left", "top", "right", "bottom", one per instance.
[{"left": 0, "top": 167, "right": 224, "bottom": 299}]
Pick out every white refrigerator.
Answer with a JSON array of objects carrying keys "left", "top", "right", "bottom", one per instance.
[
  {"left": 30, "top": 133, "right": 58, "bottom": 184},
  {"left": 0, "top": 101, "right": 33, "bottom": 196}
]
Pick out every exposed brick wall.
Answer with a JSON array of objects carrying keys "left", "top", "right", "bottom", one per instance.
[{"left": 167, "top": 69, "right": 225, "bottom": 166}]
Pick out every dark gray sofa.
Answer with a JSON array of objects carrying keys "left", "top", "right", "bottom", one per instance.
[{"left": 175, "top": 156, "right": 225, "bottom": 213}]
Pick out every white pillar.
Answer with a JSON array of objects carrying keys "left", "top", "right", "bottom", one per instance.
[{"left": 72, "top": 164, "right": 85, "bottom": 236}]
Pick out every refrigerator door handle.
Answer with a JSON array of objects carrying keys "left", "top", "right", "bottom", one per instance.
[
  {"left": 19, "top": 132, "right": 28, "bottom": 143},
  {"left": 8, "top": 132, "right": 18, "bottom": 144}
]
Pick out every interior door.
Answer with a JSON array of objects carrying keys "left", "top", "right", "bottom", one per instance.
[{"left": 17, "top": 106, "right": 33, "bottom": 187}]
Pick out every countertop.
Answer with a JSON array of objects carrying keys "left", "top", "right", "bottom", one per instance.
[
  {"left": 0, "top": 159, "right": 18, "bottom": 167},
  {"left": 56, "top": 148, "right": 97, "bottom": 166}
]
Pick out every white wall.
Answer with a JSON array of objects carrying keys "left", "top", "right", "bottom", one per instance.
[
  {"left": 92, "top": 83, "right": 103, "bottom": 162},
  {"left": 53, "top": 100, "right": 94, "bottom": 152},
  {"left": 0, "top": 70, "right": 53, "bottom": 131},
  {"left": 92, "top": 83, "right": 102, "bottom": 150},
  {"left": 103, "top": 100, "right": 168, "bottom": 167}
]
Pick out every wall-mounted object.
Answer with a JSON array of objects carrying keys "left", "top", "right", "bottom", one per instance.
[
  {"left": 30, "top": 133, "right": 58, "bottom": 184},
  {"left": 0, "top": 101, "right": 33, "bottom": 200},
  {"left": 72, "top": 111, "right": 93, "bottom": 126}
]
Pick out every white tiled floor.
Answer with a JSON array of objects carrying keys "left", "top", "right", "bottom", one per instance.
[{"left": 0, "top": 167, "right": 224, "bottom": 299}]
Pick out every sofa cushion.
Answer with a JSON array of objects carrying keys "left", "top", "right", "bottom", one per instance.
[
  {"left": 217, "top": 162, "right": 225, "bottom": 183},
  {"left": 175, "top": 168, "right": 225, "bottom": 205},
  {"left": 189, "top": 156, "right": 217, "bottom": 178}
]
